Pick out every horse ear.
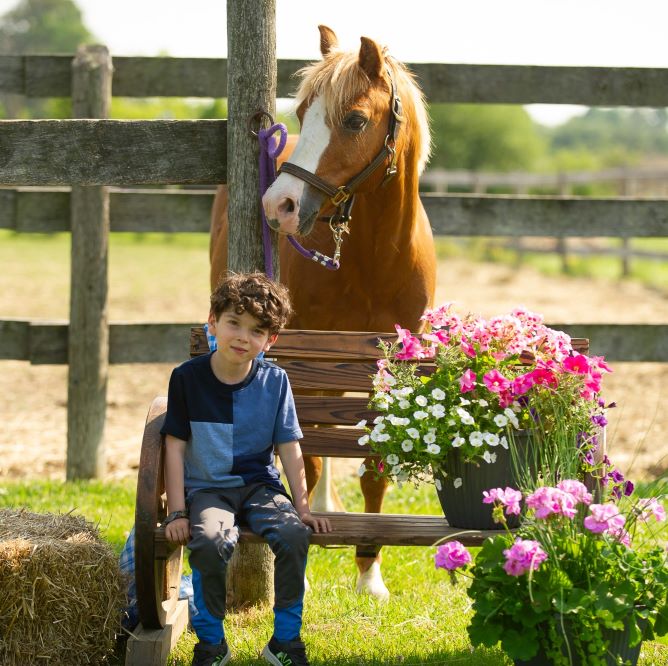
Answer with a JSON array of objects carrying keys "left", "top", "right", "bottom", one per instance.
[
  {"left": 358, "top": 36, "right": 384, "bottom": 80},
  {"left": 318, "top": 25, "right": 338, "bottom": 56}
]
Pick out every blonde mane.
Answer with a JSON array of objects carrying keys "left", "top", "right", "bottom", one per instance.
[{"left": 294, "top": 46, "right": 431, "bottom": 174}]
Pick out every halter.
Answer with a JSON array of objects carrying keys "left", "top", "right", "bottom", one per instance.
[{"left": 277, "top": 65, "right": 404, "bottom": 268}]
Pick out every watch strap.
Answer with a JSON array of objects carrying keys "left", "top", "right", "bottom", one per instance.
[{"left": 163, "top": 510, "right": 188, "bottom": 526}]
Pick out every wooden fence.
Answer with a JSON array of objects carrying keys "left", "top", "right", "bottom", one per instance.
[{"left": 1, "top": 53, "right": 667, "bottom": 476}]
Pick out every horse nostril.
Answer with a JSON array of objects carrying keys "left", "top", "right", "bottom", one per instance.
[{"left": 278, "top": 197, "right": 297, "bottom": 216}]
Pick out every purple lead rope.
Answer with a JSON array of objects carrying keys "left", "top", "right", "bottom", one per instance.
[{"left": 257, "top": 124, "right": 341, "bottom": 273}]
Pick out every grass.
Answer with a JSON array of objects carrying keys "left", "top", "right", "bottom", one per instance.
[{"left": 1, "top": 477, "right": 667, "bottom": 664}]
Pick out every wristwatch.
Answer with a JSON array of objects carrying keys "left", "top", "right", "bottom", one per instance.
[{"left": 163, "top": 510, "right": 188, "bottom": 526}]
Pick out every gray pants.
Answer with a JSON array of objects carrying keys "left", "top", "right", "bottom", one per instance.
[{"left": 187, "top": 483, "right": 311, "bottom": 619}]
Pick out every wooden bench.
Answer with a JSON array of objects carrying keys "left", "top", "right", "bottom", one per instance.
[{"left": 130, "top": 327, "right": 589, "bottom": 660}]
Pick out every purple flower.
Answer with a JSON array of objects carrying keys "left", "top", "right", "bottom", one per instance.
[
  {"left": 591, "top": 414, "right": 608, "bottom": 428},
  {"left": 610, "top": 469, "right": 624, "bottom": 484},
  {"left": 623, "top": 480, "right": 635, "bottom": 496},
  {"left": 503, "top": 538, "right": 548, "bottom": 576},
  {"left": 435, "top": 541, "right": 472, "bottom": 571},
  {"left": 584, "top": 503, "right": 626, "bottom": 534}
]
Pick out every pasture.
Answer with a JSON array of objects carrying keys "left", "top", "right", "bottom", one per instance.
[{"left": 0, "top": 230, "right": 666, "bottom": 483}]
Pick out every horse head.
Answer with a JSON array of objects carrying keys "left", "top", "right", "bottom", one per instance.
[{"left": 263, "top": 25, "right": 429, "bottom": 237}]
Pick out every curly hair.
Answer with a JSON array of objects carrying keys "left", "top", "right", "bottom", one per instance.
[{"left": 210, "top": 272, "right": 293, "bottom": 335}]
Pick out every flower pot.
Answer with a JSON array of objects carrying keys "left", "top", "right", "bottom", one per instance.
[
  {"left": 434, "top": 431, "right": 532, "bottom": 530},
  {"left": 513, "top": 617, "right": 646, "bottom": 666}
]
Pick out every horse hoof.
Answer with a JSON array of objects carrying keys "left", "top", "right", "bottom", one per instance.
[
  {"left": 355, "top": 561, "right": 390, "bottom": 600},
  {"left": 304, "top": 575, "right": 311, "bottom": 593}
]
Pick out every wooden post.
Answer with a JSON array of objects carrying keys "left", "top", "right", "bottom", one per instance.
[
  {"left": 67, "top": 45, "right": 112, "bottom": 480},
  {"left": 556, "top": 174, "right": 570, "bottom": 274},
  {"left": 225, "top": 0, "right": 277, "bottom": 607},
  {"left": 227, "top": 0, "right": 279, "bottom": 274}
]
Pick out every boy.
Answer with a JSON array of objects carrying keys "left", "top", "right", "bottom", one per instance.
[{"left": 162, "top": 272, "right": 331, "bottom": 666}]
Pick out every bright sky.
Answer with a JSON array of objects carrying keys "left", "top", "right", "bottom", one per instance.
[{"left": 4, "top": 0, "right": 668, "bottom": 125}]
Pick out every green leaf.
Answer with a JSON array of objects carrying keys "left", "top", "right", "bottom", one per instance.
[
  {"left": 467, "top": 619, "right": 502, "bottom": 648},
  {"left": 501, "top": 628, "right": 540, "bottom": 660}
]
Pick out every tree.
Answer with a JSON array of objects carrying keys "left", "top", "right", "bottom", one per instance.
[
  {"left": 0, "top": 0, "right": 92, "bottom": 54},
  {"left": 428, "top": 104, "right": 546, "bottom": 172}
]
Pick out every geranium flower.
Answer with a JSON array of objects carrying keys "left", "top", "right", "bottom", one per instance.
[
  {"left": 435, "top": 541, "right": 472, "bottom": 570},
  {"left": 584, "top": 503, "right": 626, "bottom": 534},
  {"left": 526, "top": 486, "right": 578, "bottom": 519},
  {"left": 503, "top": 538, "right": 548, "bottom": 576},
  {"left": 556, "top": 479, "right": 593, "bottom": 505},
  {"left": 483, "top": 487, "right": 523, "bottom": 515},
  {"left": 636, "top": 498, "right": 666, "bottom": 523}
]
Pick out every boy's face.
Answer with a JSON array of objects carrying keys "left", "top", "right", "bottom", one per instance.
[{"left": 207, "top": 307, "right": 277, "bottom": 367}]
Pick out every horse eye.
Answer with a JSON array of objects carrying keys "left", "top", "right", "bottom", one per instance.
[{"left": 342, "top": 113, "right": 368, "bottom": 132}]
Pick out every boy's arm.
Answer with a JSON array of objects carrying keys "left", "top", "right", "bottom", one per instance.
[
  {"left": 278, "top": 441, "right": 332, "bottom": 533},
  {"left": 164, "top": 434, "right": 190, "bottom": 545}
]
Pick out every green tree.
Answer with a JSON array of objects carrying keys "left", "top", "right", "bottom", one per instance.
[
  {"left": 0, "top": 0, "right": 92, "bottom": 54},
  {"left": 428, "top": 104, "right": 546, "bottom": 172}
]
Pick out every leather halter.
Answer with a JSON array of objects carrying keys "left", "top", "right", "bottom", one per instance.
[{"left": 278, "top": 65, "right": 404, "bottom": 226}]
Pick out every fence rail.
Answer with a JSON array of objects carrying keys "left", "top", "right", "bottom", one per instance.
[
  {"left": 3, "top": 56, "right": 668, "bottom": 106},
  {"left": 1, "top": 319, "right": 665, "bottom": 364}
]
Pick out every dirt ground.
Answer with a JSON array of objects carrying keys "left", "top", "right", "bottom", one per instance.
[{"left": 1, "top": 258, "right": 666, "bottom": 483}]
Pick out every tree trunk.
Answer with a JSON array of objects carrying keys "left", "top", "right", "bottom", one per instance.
[{"left": 226, "top": 0, "right": 277, "bottom": 608}]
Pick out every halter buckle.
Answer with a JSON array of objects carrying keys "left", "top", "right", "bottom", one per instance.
[{"left": 331, "top": 186, "right": 351, "bottom": 207}]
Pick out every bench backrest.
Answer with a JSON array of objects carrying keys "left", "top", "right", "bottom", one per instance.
[{"left": 190, "top": 327, "right": 589, "bottom": 459}]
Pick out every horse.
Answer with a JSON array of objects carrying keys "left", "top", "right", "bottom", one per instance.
[{"left": 210, "top": 25, "right": 436, "bottom": 599}]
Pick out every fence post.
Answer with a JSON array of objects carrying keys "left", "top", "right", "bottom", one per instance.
[
  {"left": 225, "top": 0, "right": 277, "bottom": 608},
  {"left": 66, "top": 45, "right": 112, "bottom": 480},
  {"left": 556, "top": 174, "right": 570, "bottom": 274}
]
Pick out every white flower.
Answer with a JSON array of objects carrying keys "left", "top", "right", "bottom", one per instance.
[
  {"left": 426, "top": 443, "right": 441, "bottom": 455},
  {"left": 493, "top": 414, "right": 509, "bottom": 427},
  {"left": 431, "top": 388, "right": 446, "bottom": 401},
  {"left": 451, "top": 436, "right": 465, "bottom": 448},
  {"left": 459, "top": 398, "right": 471, "bottom": 406},
  {"left": 401, "top": 439, "right": 414, "bottom": 452},
  {"left": 504, "top": 408, "right": 520, "bottom": 429},
  {"left": 374, "top": 422, "right": 386, "bottom": 432},
  {"left": 434, "top": 478, "right": 443, "bottom": 491},
  {"left": 385, "top": 375, "right": 397, "bottom": 386},
  {"left": 396, "top": 386, "right": 414, "bottom": 398},
  {"left": 356, "top": 419, "right": 367, "bottom": 428},
  {"left": 430, "top": 404, "right": 446, "bottom": 418},
  {"left": 373, "top": 415, "right": 385, "bottom": 424},
  {"left": 454, "top": 477, "right": 463, "bottom": 489},
  {"left": 483, "top": 432, "right": 500, "bottom": 447},
  {"left": 423, "top": 431, "right": 436, "bottom": 444},
  {"left": 376, "top": 433, "right": 391, "bottom": 442},
  {"left": 456, "top": 407, "right": 475, "bottom": 425},
  {"left": 358, "top": 463, "right": 367, "bottom": 477},
  {"left": 499, "top": 436, "right": 509, "bottom": 449},
  {"left": 391, "top": 464, "right": 403, "bottom": 476},
  {"left": 398, "top": 400, "right": 410, "bottom": 409},
  {"left": 478, "top": 399, "right": 489, "bottom": 407},
  {"left": 386, "top": 453, "right": 399, "bottom": 465},
  {"left": 358, "top": 434, "right": 369, "bottom": 446},
  {"left": 415, "top": 395, "right": 428, "bottom": 407},
  {"left": 388, "top": 414, "right": 410, "bottom": 426},
  {"left": 483, "top": 451, "right": 497, "bottom": 464},
  {"left": 376, "top": 398, "right": 390, "bottom": 410},
  {"left": 469, "top": 431, "right": 484, "bottom": 447},
  {"left": 407, "top": 428, "right": 420, "bottom": 439},
  {"left": 413, "top": 410, "right": 429, "bottom": 420}
]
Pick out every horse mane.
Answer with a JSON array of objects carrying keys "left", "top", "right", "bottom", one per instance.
[{"left": 294, "top": 45, "right": 431, "bottom": 174}]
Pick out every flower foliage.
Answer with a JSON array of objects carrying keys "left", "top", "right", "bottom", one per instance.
[
  {"left": 363, "top": 304, "right": 611, "bottom": 484},
  {"left": 435, "top": 482, "right": 668, "bottom": 664}
]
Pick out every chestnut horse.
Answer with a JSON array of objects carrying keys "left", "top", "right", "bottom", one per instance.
[{"left": 210, "top": 26, "right": 436, "bottom": 598}]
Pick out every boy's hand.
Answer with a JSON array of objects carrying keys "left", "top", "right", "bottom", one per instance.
[
  {"left": 299, "top": 511, "right": 332, "bottom": 533},
  {"left": 165, "top": 517, "right": 190, "bottom": 545}
]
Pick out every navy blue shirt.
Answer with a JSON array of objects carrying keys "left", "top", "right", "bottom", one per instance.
[{"left": 161, "top": 353, "right": 302, "bottom": 497}]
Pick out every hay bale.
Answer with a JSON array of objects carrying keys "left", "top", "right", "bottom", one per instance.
[{"left": 0, "top": 508, "right": 125, "bottom": 665}]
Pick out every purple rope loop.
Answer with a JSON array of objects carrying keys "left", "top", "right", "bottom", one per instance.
[{"left": 257, "top": 122, "right": 287, "bottom": 279}]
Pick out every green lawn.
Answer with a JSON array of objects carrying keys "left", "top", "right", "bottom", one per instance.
[{"left": 1, "top": 478, "right": 667, "bottom": 665}]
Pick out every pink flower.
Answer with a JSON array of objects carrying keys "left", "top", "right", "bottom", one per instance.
[
  {"left": 503, "top": 538, "right": 548, "bottom": 576},
  {"left": 483, "top": 369, "right": 511, "bottom": 394},
  {"left": 421, "top": 302, "right": 456, "bottom": 328},
  {"left": 394, "top": 325, "right": 429, "bottom": 360},
  {"left": 460, "top": 339, "right": 476, "bottom": 358},
  {"left": 525, "top": 487, "right": 578, "bottom": 519},
  {"left": 483, "top": 487, "right": 523, "bottom": 515},
  {"left": 636, "top": 498, "right": 666, "bottom": 523},
  {"left": 435, "top": 541, "right": 472, "bottom": 571},
  {"left": 556, "top": 480, "right": 593, "bottom": 506},
  {"left": 609, "top": 527, "right": 631, "bottom": 547},
  {"left": 459, "top": 369, "right": 477, "bottom": 393},
  {"left": 526, "top": 368, "right": 558, "bottom": 389},
  {"left": 584, "top": 503, "right": 626, "bottom": 534},
  {"left": 423, "top": 329, "right": 450, "bottom": 346},
  {"left": 562, "top": 354, "right": 591, "bottom": 375},
  {"left": 511, "top": 373, "right": 535, "bottom": 396}
]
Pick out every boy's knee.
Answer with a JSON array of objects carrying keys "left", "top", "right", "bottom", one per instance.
[
  {"left": 189, "top": 526, "right": 239, "bottom": 567},
  {"left": 271, "top": 520, "right": 311, "bottom": 553}
]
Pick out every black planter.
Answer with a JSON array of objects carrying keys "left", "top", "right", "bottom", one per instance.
[
  {"left": 514, "top": 617, "right": 645, "bottom": 666},
  {"left": 434, "top": 431, "right": 531, "bottom": 530}
]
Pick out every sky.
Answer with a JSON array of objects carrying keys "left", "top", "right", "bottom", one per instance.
[{"left": 3, "top": 0, "right": 668, "bottom": 125}]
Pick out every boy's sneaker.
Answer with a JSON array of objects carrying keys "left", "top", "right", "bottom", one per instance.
[
  {"left": 261, "top": 636, "right": 310, "bottom": 666},
  {"left": 191, "top": 639, "right": 231, "bottom": 666}
]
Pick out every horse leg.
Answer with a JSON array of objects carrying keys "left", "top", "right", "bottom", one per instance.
[
  {"left": 355, "top": 458, "right": 390, "bottom": 600},
  {"left": 303, "top": 454, "right": 323, "bottom": 500}
]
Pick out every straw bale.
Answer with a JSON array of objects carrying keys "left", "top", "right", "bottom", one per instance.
[{"left": 0, "top": 509, "right": 125, "bottom": 665}]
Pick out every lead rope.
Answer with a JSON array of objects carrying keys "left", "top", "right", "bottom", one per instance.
[{"left": 255, "top": 114, "right": 343, "bottom": 271}]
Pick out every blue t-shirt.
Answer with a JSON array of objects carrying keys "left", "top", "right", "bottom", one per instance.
[{"left": 161, "top": 353, "right": 302, "bottom": 497}]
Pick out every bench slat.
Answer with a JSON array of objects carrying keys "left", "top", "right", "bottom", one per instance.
[
  {"left": 153, "top": 512, "right": 505, "bottom": 557},
  {"left": 299, "top": 427, "right": 369, "bottom": 457},
  {"left": 294, "top": 395, "right": 374, "bottom": 425},
  {"left": 280, "top": 361, "right": 375, "bottom": 392}
]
